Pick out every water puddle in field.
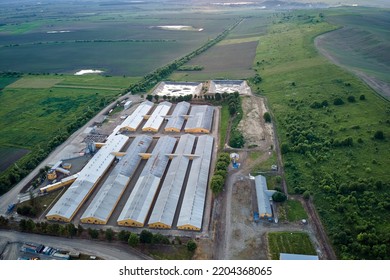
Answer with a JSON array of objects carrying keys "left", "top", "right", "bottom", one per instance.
[
  {"left": 152, "top": 25, "right": 203, "bottom": 31},
  {"left": 47, "top": 30, "right": 71, "bottom": 34},
  {"left": 74, "top": 69, "right": 104, "bottom": 75}
]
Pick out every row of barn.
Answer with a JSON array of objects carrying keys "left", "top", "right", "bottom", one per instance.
[
  {"left": 46, "top": 134, "right": 214, "bottom": 231},
  {"left": 113, "top": 101, "right": 214, "bottom": 134}
]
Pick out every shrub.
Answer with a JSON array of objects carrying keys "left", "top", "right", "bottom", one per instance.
[
  {"left": 347, "top": 96, "right": 356, "bottom": 103},
  {"left": 187, "top": 240, "right": 197, "bottom": 252},
  {"left": 359, "top": 94, "right": 366, "bottom": 100},
  {"left": 210, "top": 175, "right": 225, "bottom": 194},
  {"left": 118, "top": 230, "right": 130, "bottom": 242},
  {"left": 333, "top": 98, "right": 344, "bottom": 105},
  {"left": 229, "top": 132, "right": 245, "bottom": 148},
  {"left": 264, "top": 112, "right": 271, "bottom": 122},
  {"left": 128, "top": 233, "right": 139, "bottom": 247},
  {"left": 272, "top": 191, "right": 287, "bottom": 202},
  {"left": 140, "top": 230, "right": 153, "bottom": 243},
  {"left": 303, "top": 190, "right": 311, "bottom": 200},
  {"left": 374, "top": 130, "right": 385, "bottom": 140}
]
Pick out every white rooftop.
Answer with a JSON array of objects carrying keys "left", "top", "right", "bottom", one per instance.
[
  {"left": 80, "top": 135, "right": 153, "bottom": 224},
  {"left": 117, "top": 136, "right": 176, "bottom": 226},
  {"left": 142, "top": 101, "right": 172, "bottom": 131},
  {"left": 148, "top": 134, "right": 196, "bottom": 227},
  {"left": 177, "top": 135, "right": 214, "bottom": 230},
  {"left": 46, "top": 134, "right": 128, "bottom": 221}
]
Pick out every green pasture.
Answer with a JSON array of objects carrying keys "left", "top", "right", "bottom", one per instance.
[
  {"left": 254, "top": 9, "right": 390, "bottom": 259},
  {"left": 285, "top": 200, "right": 308, "bottom": 222},
  {"left": 268, "top": 232, "right": 317, "bottom": 260},
  {"left": 0, "top": 78, "right": 119, "bottom": 149}
]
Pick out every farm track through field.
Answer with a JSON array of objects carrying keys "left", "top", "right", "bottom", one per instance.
[
  {"left": 54, "top": 85, "right": 122, "bottom": 91},
  {"left": 295, "top": 195, "right": 337, "bottom": 260}
]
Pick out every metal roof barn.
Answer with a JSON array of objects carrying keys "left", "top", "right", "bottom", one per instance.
[
  {"left": 118, "top": 100, "right": 153, "bottom": 132},
  {"left": 165, "top": 101, "right": 190, "bottom": 132},
  {"left": 80, "top": 135, "right": 153, "bottom": 225},
  {"left": 184, "top": 105, "right": 214, "bottom": 133},
  {"left": 177, "top": 135, "right": 214, "bottom": 231},
  {"left": 148, "top": 134, "right": 196, "bottom": 229},
  {"left": 254, "top": 175, "right": 275, "bottom": 218},
  {"left": 280, "top": 253, "right": 319, "bottom": 260},
  {"left": 46, "top": 134, "right": 128, "bottom": 222},
  {"left": 142, "top": 101, "right": 172, "bottom": 132},
  {"left": 117, "top": 136, "right": 176, "bottom": 227}
]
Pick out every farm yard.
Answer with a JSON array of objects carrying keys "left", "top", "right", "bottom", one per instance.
[{"left": 0, "top": 0, "right": 389, "bottom": 262}]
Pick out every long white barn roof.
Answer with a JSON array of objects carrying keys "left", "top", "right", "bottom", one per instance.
[
  {"left": 185, "top": 105, "right": 214, "bottom": 131},
  {"left": 148, "top": 134, "right": 196, "bottom": 227},
  {"left": 177, "top": 135, "right": 214, "bottom": 230},
  {"left": 255, "top": 175, "right": 275, "bottom": 217},
  {"left": 117, "top": 136, "right": 176, "bottom": 226},
  {"left": 119, "top": 100, "right": 153, "bottom": 131},
  {"left": 142, "top": 101, "right": 172, "bottom": 131},
  {"left": 165, "top": 101, "right": 190, "bottom": 131},
  {"left": 80, "top": 135, "right": 153, "bottom": 223},
  {"left": 46, "top": 134, "right": 128, "bottom": 221}
]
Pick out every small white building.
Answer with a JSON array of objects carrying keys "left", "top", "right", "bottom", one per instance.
[{"left": 124, "top": 100, "right": 132, "bottom": 110}]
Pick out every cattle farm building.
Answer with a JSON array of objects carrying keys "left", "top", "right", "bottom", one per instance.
[{"left": 45, "top": 99, "right": 216, "bottom": 231}]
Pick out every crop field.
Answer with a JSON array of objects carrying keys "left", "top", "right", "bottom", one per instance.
[
  {"left": 170, "top": 16, "right": 272, "bottom": 81},
  {"left": 172, "top": 41, "right": 258, "bottom": 81},
  {"left": 0, "top": 147, "right": 30, "bottom": 173},
  {"left": 268, "top": 232, "right": 317, "bottom": 260},
  {"left": 317, "top": 9, "right": 390, "bottom": 83},
  {"left": 0, "top": 76, "right": 20, "bottom": 90},
  {"left": 0, "top": 1, "right": 235, "bottom": 76},
  {"left": 6, "top": 77, "right": 62, "bottom": 89},
  {"left": 254, "top": 9, "right": 390, "bottom": 259}
]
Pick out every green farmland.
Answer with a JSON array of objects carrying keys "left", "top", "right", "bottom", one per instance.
[
  {"left": 0, "top": 74, "right": 132, "bottom": 194},
  {"left": 268, "top": 232, "right": 317, "bottom": 260},
  {"left": 254, "top": 9, "right": 390, "bottom": 259},
  {"left": 316, "top": 9, "right": 390, "bottom": 98},
  {"left": 0, "top": 1, "right": 234, "bottom": 76}
]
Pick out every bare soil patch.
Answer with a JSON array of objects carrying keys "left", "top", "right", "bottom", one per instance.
[{"left": 238, "top": 95, "right": 274, "bottom": 149}]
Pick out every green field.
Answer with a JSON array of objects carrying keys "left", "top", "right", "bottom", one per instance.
[
  {"left": 285, "top": 200, "right": 308, "bottom": 222},
  {"left": 268, "top": 232, "right": 317, "bottom": 260},
  {"left": 254, "top": 9, "right": 390, "bottom": 259},
  {"left": 0, "top": 84, "right": 116, "bottom": 148},
  {"left": 0, "top": 74, "right": 128, "bottom": 194}
]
